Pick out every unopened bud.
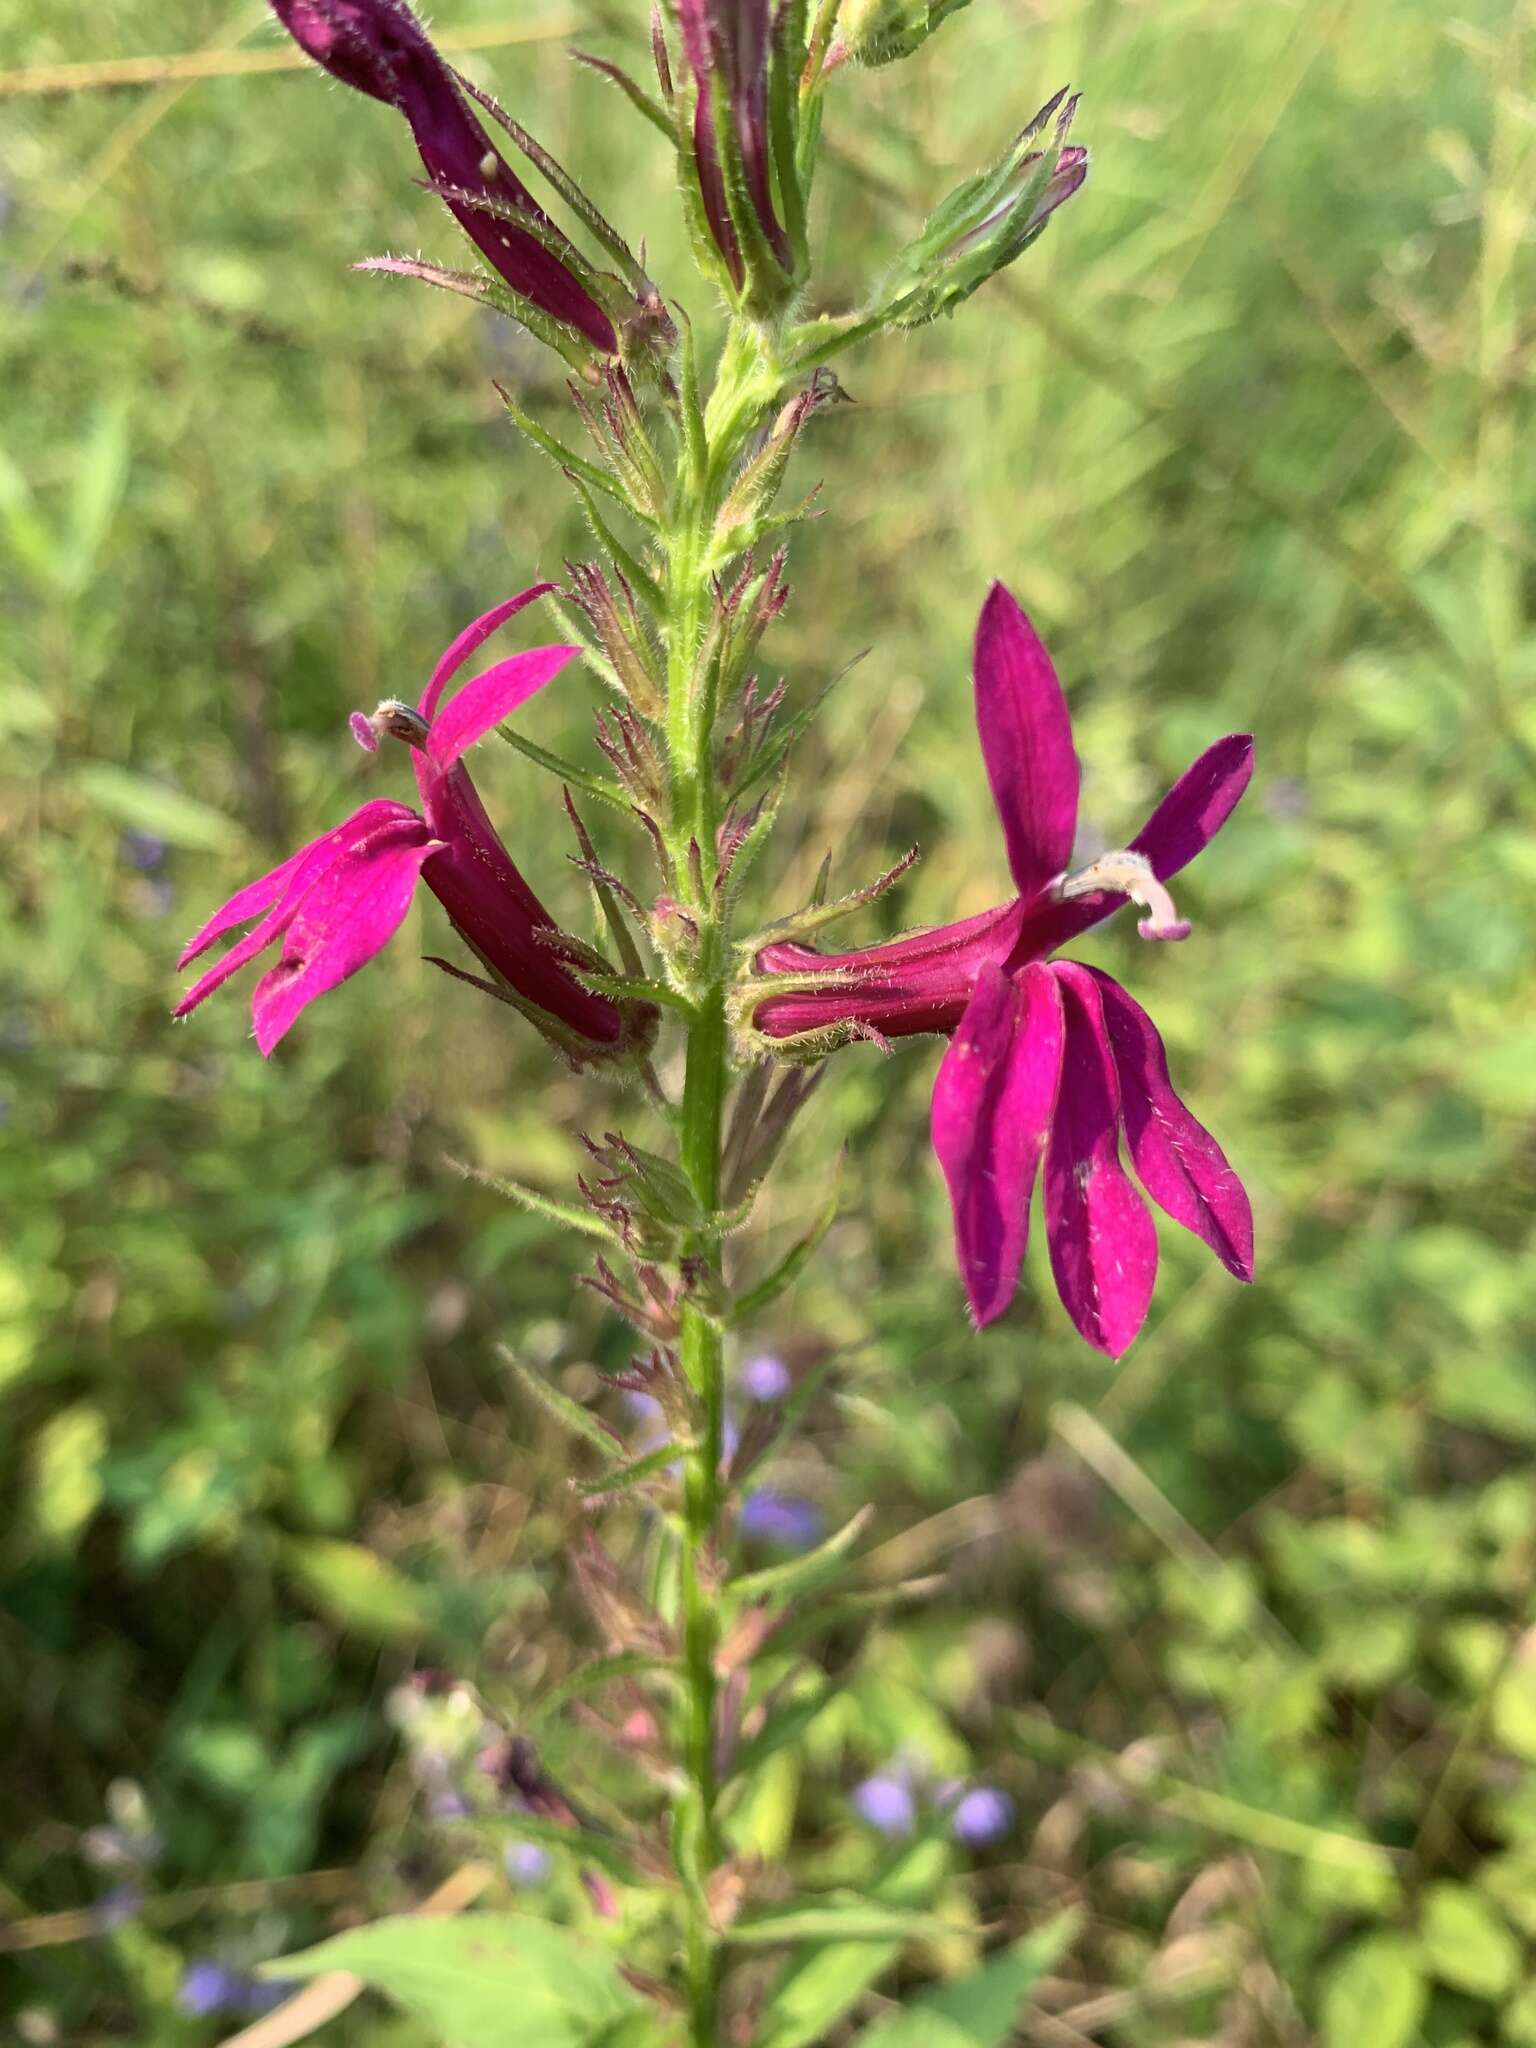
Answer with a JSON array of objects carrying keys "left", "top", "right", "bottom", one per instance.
[{"left": 833, "top": 0, "right": 971, "bottom": 67}]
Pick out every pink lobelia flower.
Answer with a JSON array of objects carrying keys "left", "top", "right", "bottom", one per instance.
[
  {"left": 175, "top": 584, "right": 640, "bottom": 1060},
  {"left": 747, "top": 583, "right": 1254, "bottom": 1353},
  {"left": 268, "top": 0, "right": 628, "bottom": 356}
]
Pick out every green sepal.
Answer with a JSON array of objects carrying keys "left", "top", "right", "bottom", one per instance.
[
  {"left": 495, "top": 382, "right": 635, "bottom": 511},
  {"left": 497, "top": 726, "right": 633, "bottom": 815},
  {"left": 502, "top": 1345, "right": 627, "bottom": 1460},
  {"left": 565, "top": 470, "right": 666, "bottom": 612},
  {"left": 571, "top": 49, "right": 674, "bottom": 140},
  {"left": 576, "top": 1440, "right": 688, "bottom": 1502},
  {"left": 448, "top": 1156, "right": 616, "bottom": 1240},
  {"left": 731, "top": 651, "right": 866, "bottom": 800}
]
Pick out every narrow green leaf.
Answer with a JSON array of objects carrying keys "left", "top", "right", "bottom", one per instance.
[
  {"left": 531, "top": 1651, "right": 678, "bottom": 1727},
  {"left": 75, "top": 763, "right": 239, "bottom": 852},
  {"left": 849, "top": 1914, "right": 1080, "bottom": 2047},
  {"left": 282, "top": 1537, "right": 430, "bottom": 1640},
  {"left": 755, "top": 1837, "right": 949, "bottom": 2048},
  {"left": 65, "top": 397, "right": 130, "bottom": 593},
  {"left": 735, "top": 1158, "right": 843, "bottom": 1319},
  {"left": 728, "top": 1682, "right": 834, "bottom": 1785},
  {"left": 566, "top": 471, "right": 665, "bottom": 612},
  {"left": 502, "top": 1347, "right": 625, "bottom": 1460},
  {"left": 259, "top": 1914, "right": 644, "bottom": 2048},
  {"left": 1319, "top": 1932, "right": 1426, "bottom": 2048},
  {"left": 730, "top": 1902, "right": 960, "bottom": 1946},
  {"left": 733, "top": 1505, "right": 873, "bottom": 1602}
]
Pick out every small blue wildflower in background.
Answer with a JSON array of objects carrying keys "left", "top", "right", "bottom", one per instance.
[
  {"left": 179, "top": 1961, "right": 242, "bottom": 2018},
  {"left": 740, "top": 1491, "right": 822, "bottom": 1552},
  {"left": 87, "top": 1884, "right": 143, "bottom": 1933},
  {"left": 120, "top": 830, "right": 167, "bottom": 872},
  {"left": 504, "top": 1839, "right": 553, "bottom": 1886},
  {"left": 179, "top": 1960, "right": 295, "bottom": 2018},
  {"left": 739, "top": 1353, "right": 791, "bottom": 1402},
  {"left": 949, "top": 1784, "right": 1015, "bottom": 1846},
  {"left": 852, "top": 1773, "right": 916, "bottom": 1837}
]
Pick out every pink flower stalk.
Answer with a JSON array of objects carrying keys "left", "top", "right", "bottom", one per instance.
[
  {"left": 673, "top": 0, "right": 790, "bottom": 289},
  {"left": 175, "top": 586, "right": 634, "bottom": 1058},
  {"left": 751, "top": 584, "right": 1254, "bottom": 1352},
  {"left": 268, "top": 0, "right": 620, "bottom": 354}
]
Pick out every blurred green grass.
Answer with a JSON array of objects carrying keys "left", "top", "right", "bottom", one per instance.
[{"left": 3, "top": 0, "right": 1536, "bottom": 2039}]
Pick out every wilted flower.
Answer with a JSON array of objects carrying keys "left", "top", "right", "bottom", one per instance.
[
  {"left": 744, "top": 583, "right": 1254, "bottom": 1354},
  {"left": 270, "top": 0, "right": 663, "bottom": 361},
  {"left": 176, "top": 586, "right": 649, "bottom": 1060}
]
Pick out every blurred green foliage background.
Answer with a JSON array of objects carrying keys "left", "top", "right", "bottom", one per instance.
[{"left": 3, "top": 0, "right": 1536, "bottom": 2039}]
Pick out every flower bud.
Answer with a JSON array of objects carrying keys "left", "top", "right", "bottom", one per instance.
[
  {"left": 269, "top": 0, "right": 665, "bottom": 366},
  {"left": 668, "top": 0, "right": 806, "bottom": 311},
  {"left": 833, "top": 0, "right": 971, "bottom": 68},
  {"left": 878, "top": 89, "right": 1087, "bottom": 328}
]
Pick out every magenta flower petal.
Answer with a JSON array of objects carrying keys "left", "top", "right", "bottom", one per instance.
[
  {"left": 250, "top": 815, "right": 438, "bottom": 1054},
  {"left": 417, "top": 584, "right": 557, "bottom": 723},
  {"left": 176, "top": 843, "right": 312, "bottom": 970},
  {"left": 754, "top": 900, "right": 1024, "bottom": 1041},
  {"left": 932, "top": 961, "right": 1064, "bottom": 1327},
  {"left": 1088, "top": 969, "right": 1254, "bottom": 1281},
  {"left": 1008, "top": 732, "right": 1255, "bottom": 964},
  {"left": 426, "top": 644, "right": 581, "bottom": 771},
  {"left": 1131, "top": 733, "right": 1254, "bottom": 882},
  {"left": 268, "top": 4, "right": 617, "bottom": 353},
  {"left": 974, "top": 582, "right": 1080, "bottom": 903},
  {"left": 1043, "top": 963, "right": 1159, "bottom": 1356},
  {"left": 174, "top": 801, "right": 421, "bottom": 1003}
]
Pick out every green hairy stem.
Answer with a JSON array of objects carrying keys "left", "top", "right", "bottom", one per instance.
[{"left": 664, "top": 318, "right": 784, "bottom": 2042}]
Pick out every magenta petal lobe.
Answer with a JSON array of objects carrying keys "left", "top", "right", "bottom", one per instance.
[
  {"left": 1088, "top": 970, "right": 1254, "bottom": 1281},
  {"left": 1043, "top": 963, "right": 1159, "bottom": 1356},
  {"left": 1132, "top": 733, "right": 1254, "bottom": 882},
  {"left": 250, "top": 817, "right": 437, "bottom": 1054},
  {"left": 931, "top": 962, "right": 1064, "bottom": 1328},
  {"left": 974, "top": 583, "right": 1080, "bottom": 902},
  {"left": 427, "top": 644, "right": 581, "bottom": 770},
  {"left": 417, "top": 585, "right": 558, "bottom": 723}
]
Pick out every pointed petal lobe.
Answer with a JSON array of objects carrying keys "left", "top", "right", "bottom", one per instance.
[
  {"left": 1088, "top": 970, "right": 1254, "bottom": 1280},
  {"left": 931, "top": 962, "right": 1064, "bottom": 1327},
  {"left": 417, "top": 585, "right": 557, "bottom": 722},
  {"left": 250, "top": 817, "right": 437, "bottom": 1054},
  {"left": 176, "top": 843, "right": 311, "bottom": 970},
  {"left": 427, "top": 644, "right": 582, "bottom": 770},
  {"left": 1043, "top": 963, "right": 1158, "bottom": 1355},
  {"left": 174, "top": 801, "right": 420, "bottom": 1004},
  {"left": 1131, "top": 733, "right": 1254, "bottom": 881},
  {"left": 974, "top": 582, "right": 1080, "bottom": 901},
  {"left": 1007, "top": 733, "right": 1254, "bottom": 963}
]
